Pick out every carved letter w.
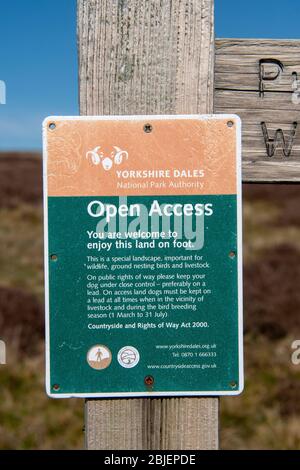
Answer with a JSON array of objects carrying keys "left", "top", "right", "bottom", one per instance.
[{"left": 261, "top": 122, "right": 297, "bottom": 157}]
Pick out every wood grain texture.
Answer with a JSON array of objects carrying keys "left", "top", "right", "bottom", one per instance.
[
  {"left": 85, "top": 398, "right": 219, "bottom": 450},
  {"left": 78, "top": 0, "right": 214, "bottom": 115},
  {"left": 215, "top": 39, "right": 300, "bottom": 182},
  {"left": 78, "top": 0, "right": 218, "bottom": 450}
]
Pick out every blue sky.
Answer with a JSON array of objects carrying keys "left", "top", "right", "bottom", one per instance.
[{"left": 0, "top": 0, "right": 300, "bottom": 150}]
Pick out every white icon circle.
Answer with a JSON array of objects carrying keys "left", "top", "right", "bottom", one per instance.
[
  {"left": 87, "top": 344, "right": 112, "bottom": 370},
  {"left": 118, "top": 346, "right": 140, "bottom": 368}
]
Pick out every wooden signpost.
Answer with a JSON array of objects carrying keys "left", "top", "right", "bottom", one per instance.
[
  {"left": 75, "top": 0, "right": 300, "bottom": 451},
  {"left": 215, "top": 39, "right": 300, "bottom": 181},
  {"left": 78, "top": 0, "right": 217, "bottom": 451}
]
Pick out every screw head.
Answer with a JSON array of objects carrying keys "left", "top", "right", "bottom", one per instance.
[
  {"left": 144, "top": 375, "right": 154, "bottom": 386},
  {"left": 143, "top": 123, "right": 153, "bottom": 133}
]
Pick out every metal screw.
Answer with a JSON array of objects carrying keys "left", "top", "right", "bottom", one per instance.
[
  {"left": 227, "top": 120, "right": 234, "bottom": 128},
  {"left": 144, "top": 375, "right": 154, "bottom": 386},
  {"left": 143, "top": 123, "right": 153, "bottom": 133},
  {"left": 230, "top": 381, "right": 237, "bottom": 389},
  {"left": 50, "top": 254, "right": 58, "bottom": 261},
  {"left": 53, "top": 384, "right": 60, "bottom": 391},
  {"left": 229, "top": 251, "right": 236, "bottom": 259},
  {"left": 49, "top": 122, "right": 56, "bottom": 131}
]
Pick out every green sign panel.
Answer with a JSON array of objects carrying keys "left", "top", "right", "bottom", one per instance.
[{"left": 43, "top": 115, "right": 243, "bottom": 397}]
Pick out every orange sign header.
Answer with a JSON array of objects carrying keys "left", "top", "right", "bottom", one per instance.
[{"left": 43, "top": 115, "right": 240, "bottom": 197}]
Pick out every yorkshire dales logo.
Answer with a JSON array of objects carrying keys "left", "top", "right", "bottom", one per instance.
[{"left": 86, "top": 146, "right": 128, "bottom": 171}]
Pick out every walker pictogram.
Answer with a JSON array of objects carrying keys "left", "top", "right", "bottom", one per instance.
[{"left": 87, "top": 345, "right": 112, "bottom": 370}]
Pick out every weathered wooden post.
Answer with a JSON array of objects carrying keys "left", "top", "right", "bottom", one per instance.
[
  {"left": 77, "top": 0, "right": 218, "bottom": 450},
  {"left": 215, "top": 38, "right": 300, "bottom": 181}
]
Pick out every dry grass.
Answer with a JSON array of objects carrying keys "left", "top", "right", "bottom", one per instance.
[
  {"left": 0, "top": 205, "right": 44, "bottom": 299},
  {"left": 0, "top": 344, "right": 83, "bottom": 450},
  {"left": 243, "top": 200, "right": 300, "bottom": 262},
  {"left": 221, "top": 336, "right": 300, "bottom": 449}
]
